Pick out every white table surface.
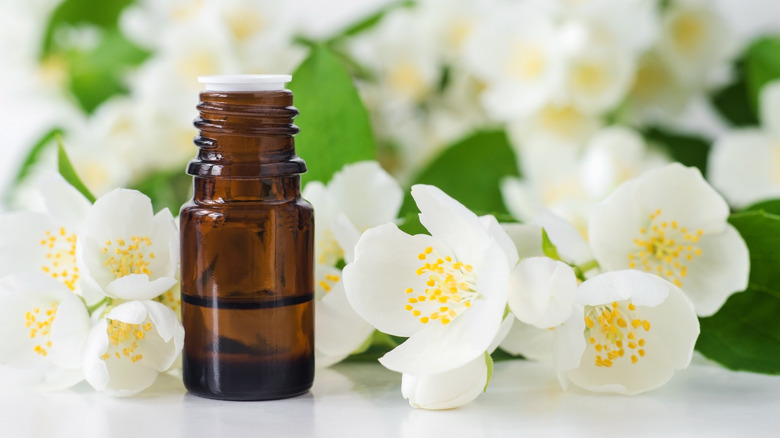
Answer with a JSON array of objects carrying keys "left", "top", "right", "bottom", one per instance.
[{"left": 1, "top": 359, "right": 779, "bottom": 438}]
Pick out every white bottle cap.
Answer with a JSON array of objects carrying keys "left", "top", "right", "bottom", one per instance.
[{"left": 197, "top": 74, "right": 292, "bottom": 92}]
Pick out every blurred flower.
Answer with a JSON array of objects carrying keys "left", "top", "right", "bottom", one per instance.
[
  {"left": 0, "top": 274, "right": 91, "bottom": 391},
  {"left": 463, "top": 1, "right": 563, "bottom": 121},
  {"left": 709, "top": 80, "right": 780, "bottom": 208},
  {"left": 343, "top": 185, "right": 517, "bottom": 375},
  {"left": 0, "top": 174, "right": 91, "bottom": 297},
  {"left": 502, "top": 126, "right": 667, "bottom": 235},
  {"left": 554, "top": 270, "right": 699, "bottom": 395},
  {"left": 82, "top": 300, "right": 184, "bottom": 396},
  {"left": 589, "top": 163, "right": 749, "bottom": 316},
  {"left": 77, "top": 189, "right": 179, "bottom": 301},
  {"left": 303, "top": 161, "right": 403, "bottom": 367}
]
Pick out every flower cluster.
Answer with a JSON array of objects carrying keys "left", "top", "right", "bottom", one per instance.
[{"left": 0, "top": 175, "right": 183, "bottom": 396}]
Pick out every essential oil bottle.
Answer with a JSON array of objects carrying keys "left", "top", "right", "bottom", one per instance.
[{"left": 180, "top": 75, "right": 314, "bottom": 401}]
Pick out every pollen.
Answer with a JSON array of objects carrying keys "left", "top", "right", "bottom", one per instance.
[
  {"left": 628, "top": 209, "right": 703, "bottom": 289},
  {"left": 585, "top": 299, "right": 651, "bottom": 368},
  {"left": 102, "top": 236, "right": 155, "bottom": 279},
  {"left": 27, "top": 301, "right": 58, "bottom": 356},
  {"left": 404, "top": 246, "right": 479, "bottom": 327},
  {"left": 102, "top": 318, "right": 154, "bottom": 362},
  {"left": 40, "top": 229, "right": 80, "bottom": 291}
]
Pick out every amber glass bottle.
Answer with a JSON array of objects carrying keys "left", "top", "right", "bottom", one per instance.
[{"left": 180, "top": 75, "right": 314, "bottom": 401}]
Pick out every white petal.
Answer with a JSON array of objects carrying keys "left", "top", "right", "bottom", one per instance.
[
  {"left": 37, "top": 172, "right": 91, "bottom": 230},
  {"left": 501, "top": 223, "right": 544, "bottom": 259},
  {"left": 0, "top": 212, "right": 56, "bottom": 278},
  {"left": 327, "top": 161, "right": 403, "bottom": 232},
  {"left": 677, "top": 225, "right": 749, "bottom": 316},
  {"left": 553, "top": 304, "right": 586, "bottom": 391},
  {"left": 343, "top": 223, "right": 451, "bottom": 337},
  {"left": 105, "top": 274, "right": 178, "bottom": 301},
  {"left": 83, "top": 319, "right": 111, "bottom": 391},
  {"left": 330, "top": 213, "right": 361, "bottom": 265},
  {"left": 577, "top": 270, "right": 670, "bottom": 307},
  {"left": 106, "top": 300, "right": 148, "bottom": 324},
  {"left": 411, "top": 184, "right": 490, "bottom": 262},
  {"left": 760, "top": 79, "right": 780, "bottom": 136},
  {"left": 401, "top": 354, "right": 488, "bottom": 410},
  {"left": 49, "top": 293, "right": 91, "bottom": 369},
  {"left": 499, "top": 317, "right": 555, "bottom": 362},
  {"left": 315, "top": 268, "right": 374, "bottom": 366},
  {"left": 708, "top": 130, "right": 779, "bottom": 208},
  {"left": 508, "top": 257, "right": 578, "bottom": 329},
  {"left": 479, "top": 215, "right": 519, "bottom": 266},
  {"left": 533, "top": 210, "right": 593, "bottom": 265},
  {"left": 82, "top": 189, "right": 156, "bottom": 242},
  {"left": 500, "top": 177, "right": 542, "bottom": 222}
]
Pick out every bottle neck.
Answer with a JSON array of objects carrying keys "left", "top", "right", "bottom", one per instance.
[{"left": 193, "top": 176, "right": 301, "bottom": 204}]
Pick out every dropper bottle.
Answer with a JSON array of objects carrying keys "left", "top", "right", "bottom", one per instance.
[{"left": 180, "top": 75, "right": 314, "bottom": 400}]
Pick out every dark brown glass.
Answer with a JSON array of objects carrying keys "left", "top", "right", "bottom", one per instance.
[{"left": 180, "top": 90, "right": 314, "bottom": 401}]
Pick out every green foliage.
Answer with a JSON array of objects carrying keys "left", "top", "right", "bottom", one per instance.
[
  {"left": 745, "top": 37, "right": 780, "bottom": 115},
  {"left": 696, "top": 211, "right": 780, "bottom": 374},
  {"left": 289, "top": 45, "right": 376, "bottom": 185},
  {"left": 57, "top": 139, "right": 96, "bottom": 203},
  {"left": 130, "top": 169, "right": 192, "bottom": 215},
  {"left": 744, "top": 199, "right": 780, "bottom": 215},
  {"left": 328, "top": 0, "right": 415, "bottom": 41},
  {"left": 3, "top": 128, "right": 63, "bottom": 204},
  {"left": 42, "top": 0, "right": 149, "bottom": 113},
  {"left": 541, "top": 228, "right": 561, "bottom": 261},
  {"left": 711, "top": 75, "right": 760, "bottom": 127},
  {"left": 644, "top": 127, "right": 710, "bottom": 175},
  {"left": 399, "top": 130, "right": 520, "bottom": 216},
  {"left": 484, "top": 352, "right": 494, "bottom": 392}
]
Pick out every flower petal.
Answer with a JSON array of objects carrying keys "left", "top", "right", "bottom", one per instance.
[
  {"left": 105, "top": 274, "right": 178, "bottom": 301},
  {"left": 37, "top": 172, "right": 91, "bottom": 231},
  {"left": 327, "top": 161, "right": 403, "bottom": 232},
  {"left": 508, "top": 257, "right": 578, "bottom": 328},
  {"left": 500, "top": 317, "right": 555, "bottom": 362},
  {"left": 343, "top": 223, "right": 451, "bottom": 337},
  {"left": 501, "top": 223, "right": 544, "bottom": 259},
  {"left": 401, "top": 354, "right": 488, "bottom": 410},
  {"left": 577, "top": 270, "right": 670, "bottom": 307},
  {"left": 676, "top": 225, "right": 749, "bottom": 316},
  {"left": 49, "top": 293, "right": 91, "bottom": 369},
  {"left": 411, "top": 184, "right": 490, "bottom": 262}
]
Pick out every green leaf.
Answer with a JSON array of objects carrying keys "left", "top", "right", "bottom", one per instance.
[
  {"left": 130, "top": 169, "right": 192, "bottom": 215},
  {"left": 42, "top": 0, "right": 135, "bottom": 53},
  {"left": 397, "top": 211, "right": 427, "bottom": 235},
  {"left": 65, "top": 30, "right": 150, "bottom": 113},
  {"left": 3, "top": 128, "right": 63, "bottom": 204},
  {"left": 695, "top": 210, "right": 780, "bottom": 374},
  {"left": 57, "top": 138, "right": 96, "bottom": 203},
  {"left": 644, "top": 127, "right": 710, "bottom": 175},
  {"left": 484, "top": 351, "right": 495, "bottom": 392},
  {"left": 289, "top": 45, "right": 376, "bottom": 185},
  {"left": 541, "top": 228, "right": 561, "bottom": 261},
  {"left": 328, "top": 0, "right": 415, "bottom": 41},
  {"left": 399, "top": 130, "right": 520, "bottom": 216},
  {"left": 711, "top": 75, "right": 760, "bottom": 127},
  {"left": 744, "top": 198, "right": 780, "bottom": 215},
  {"left": 745, "top": 37, "right": 780, "bottom": 114}
]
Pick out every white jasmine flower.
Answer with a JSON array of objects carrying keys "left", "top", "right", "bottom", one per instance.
[
  {"left": 77, "top": 189, "right": 179, "bottom": 301},
  {"left": 401, "top": 353, "right": 489, "bottom": 410},
  {"left": 0, "top": 174, "right": 91, "bottom": 297},
  {"left": 555, "top": 270, "right": 699, "bottom": 395},
  {"left": 400, "top": 315, "right": 513, "bottom": 410},
  {"left": 656, "top": 0, "right": 734, "bottom": 88},
  {"left": 589, "top": 163, "right": 749, "bottom": 316},
  {"left": 463, "top": 2, "right": 564, "bottom": 121},
  {"left": 343, "top": 185, "right": 517, "bottom": 375},
  {"left": 709, "top": 81, "right": 780, "bottom": 208},
  {"left": 0, "top": 274, "right": 91, "bottom": 390},
  {"left": 83, "top": 300, "right": 184, "bottom": 396},
  {"left": 303, "top": 161, "right": 403, "bottom": 367}
]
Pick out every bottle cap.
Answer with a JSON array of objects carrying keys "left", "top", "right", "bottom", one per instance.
[{"left": 197, "top": 74, "right": 292, "bottom": 92}]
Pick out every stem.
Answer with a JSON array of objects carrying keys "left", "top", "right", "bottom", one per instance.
[
  {"left": 86, "top": 297, "right": 111, "bottom": 315},
  {"left": 573, "top": 260, "right": 600, "bottom": 281}
]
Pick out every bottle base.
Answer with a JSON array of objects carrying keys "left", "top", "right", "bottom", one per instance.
[{"left": 185, "top": 384, "right": 312, "bottom": 401}]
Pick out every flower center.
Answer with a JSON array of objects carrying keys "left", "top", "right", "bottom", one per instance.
[
  {"left": 318, "top": 274, "right": 341, "bottom": 295},
  {"left": 102, "top": 236, "right": 156, "bottom": 278},
  {"left": 40, "top": 227, "right": 79, "bottom": 291},
  {"left": 671, "top": 11, "right": 706, "bottom": 54},
  {"left": 508, "top": 43, "right": 548, "bottom": 80},
  {"left": 101, "top": 319, "right": 153, "bottom": 363},
  {"left": 405, "top": 246, "right": 477, "bottom": 326},
  {"left": 317, "top": 230, "right": 344, "bottom": 266},
  {"left": 628, "top": 209, "right": 703, "bottom": 288},
  {"left": 26, "top": 302, "right": 58, "bottom": 357},
  {"left": 584, "top": 301, "right": 650, "bottom": 368}
]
